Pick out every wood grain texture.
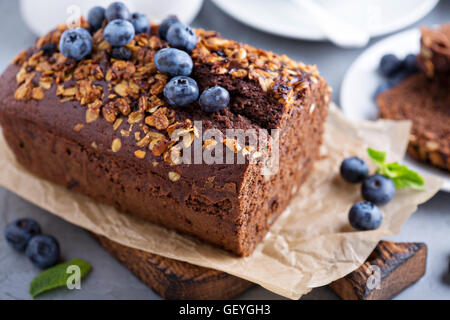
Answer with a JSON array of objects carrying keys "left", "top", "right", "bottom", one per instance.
[
  {"left": 94, "top": 234, "right": 253, "bottom": 300},
  {"left": 329, "top": 241, "right": 427, "bottom": 300},
  {"left": 94, "top": 235, "right": 427, "bottom": 300}
]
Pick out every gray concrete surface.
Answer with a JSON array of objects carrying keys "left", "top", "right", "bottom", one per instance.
[{"left": 0, "top": 0, "right": 449, "bottom": 300}]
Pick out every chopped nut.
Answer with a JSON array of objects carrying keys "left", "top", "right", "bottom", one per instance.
[
  {"left": 103, "top": 103, "right": 118, "bottom": 123},
  {"left": 150, "top": 138, "right": 170, "bottom": 156},
  {"left": 14, "top": 81, "right": 33, "bottom": 101},
  {"left": 134, "top": 150, "right": 146, "bottom": 159},
  {"left": 113, "top": 118, "right": 123, "bottom": 131},
  {"left": 31, "top": 87, "right": 45, "bottom": 100},
  {"left": 145, "top": 108, "right": 169, "bottom": 130},
  {"left": 111, "top": 138, "right": 122, "bottom": 152},
  {"left": 203, "top": 138, "right": 218, "bottom": 150},
  {"left": 168, "top": 171, "right": 180, "bottom": 182},
  {"left": 223, "top": 139, "right": 241, "bottom": 153},
  {"left": 74, "top": 124, "right": 85, "bottom": 132},
  {"left": 91, "top": 142, "right": 98, "bottom": 149},
  {"left": 86, "top": 108, "right": 99, "bottom": 123},
  {"left": 12, "top": 50, "right": 27, "bottom": 65},
  {"left": 128, "top": 111, "right": 144, "bottom": 124}
]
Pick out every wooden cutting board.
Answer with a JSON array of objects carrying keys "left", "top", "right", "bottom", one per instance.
[{"left": 94, "top": 235, "right": 427, "bottom": 300}]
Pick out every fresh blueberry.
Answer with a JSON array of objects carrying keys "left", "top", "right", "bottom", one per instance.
[
  {"left": 4, "top": 218, "right": 41, "bottom": 251},
  {"left": 373, "top": 81, "right": 393, "bottom": 100},
  {"left": 111, "top": 46, "right": 133, "bottom": 60},
  {"left": 130, "top": 12, "right": 150, "bottom": 34},
  {"left": 199, "top": 86, "right": 230, "bottom": 113},
  {"left": 349, "top": 201, "right": 383, "bottom": 231},
  {"left": 378, "top": 54, "right": 402, "bottom": 77},
  {"left": 154, "top": 48, "right": 193, "bottom": 76},
  {"left": 104, "top": 19, "right": 135, "bottom": 47},
  {"left": 59, "top": 28, "right": 93, "bottom": 61},
  {"left": 158, "top": 16, "right": 179, "bottom": 40},
  {"left": 40, "top": 43, "right": 56, "bottom": 57},
  {"left": 166, "top": 22, "right": 197, "bottom": 52},
  {"left": 340, "top": 157, "right": 369, "bottom": 183},
  {"left": 362, "top": 174, "right": 396, "bottom": 205},
  {"left": 88, "top": 6, "right": 106, "bottom": 32},
  {"left": 403, "top": 54, "right": 419, "bottom": 73},
  {"left": 164, "top": 76, "right": 199, "bottom": 107},
  {"left": 105, "top": 2, "right": 130, "bottom": 22},
  {"left": 25, "top": 235, "right": 60, "bottom": 269}
]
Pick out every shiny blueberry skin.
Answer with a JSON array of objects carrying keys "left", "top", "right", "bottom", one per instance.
[
  {"left": 158, "top": 16, "right": 179, "bottom": 40},
  {"left": 379, "top": 54, "right": 402, "bottom": 77},
  {"left": 130, "top": 12, "right": 150, "bottom": 34},
  {"left": 105, "top": 2, "right": 130, "bottom": 22},
  {"left": 199, "top": 86, "right": 230, "bottom": 113},
  {"left": 88, "top": 6, "right": 106, "bottom": 31},
  {"left": 349, "top": 201, "right": 383, "bottom": 231},
  {"left": 164, "top": 76, "right": 199, "bottom": 107},
  {"left": 59, "top": 28, "right": 92, "bottom": 61},
  {"left": 362, "top": 174, "right": 396, "bottom": 205},
  {"left": 340, "top": 157, "right": 369, "bottom": 183},
  {"left": 104, "top": 19, "right": 135, "bottom": 46},
  {"left": 154, "top": 48, "right": 193, "bottom": 76},
  {"left": 4, "top": 218, "right": 41, "bottom": 251},
  {"left": 25, "top": 235, "right": 60, "bottom": 269},
  {"left": 166, "top": 22, "right": 197, "bottom": 52},
  {"left": 403, "top": 54, "right": 419, "bottom": 73},
  {"left": 111, "top": 47, "right": 132, "bottom": 60}
]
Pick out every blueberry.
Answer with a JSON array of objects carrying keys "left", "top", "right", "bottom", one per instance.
[
  {"left": 373, "top": 81, "right": 393, "bottom": 100},
  {"left": 362, "top": 174, "right": 396, "bottom": 205},
  {"left": 40, "top": 43, "right": 56, "bottom": 57},
  {"left": 105, "top": 2, "right": 130, "bottom": 22},
  {"left": 130, "top": 12, "right": 150, "bottom": 34},
  {"left": 104, "top": 19, "right": 135, "bottom": 47},
  {"left": 154, "top": 48, "right": 193, "bottom": 76},
  {"left": 88, "top": 6, "right": 106, "bottom": 31},
  {"left": 59, "top": 28, "right": 93, "bottom": 61},
  {"left": 158, "top": 16, "right": 179, "bottom": 40},
  {"left": 166, "top": 22, "right": 197, "bottom": 52},
  {"left": 378, "top": 54, "right": 402, "bottom": 77},
  {"left": 164, "top": 76, "right": 199, "bottom": 107},
  {"left": 349, "top": 201, "right": 383, "bottom": 231},
  {"left": 403, "top": 54, "right": 419, "bottom": 73},
  {"left": 4, "top": 218, "right": 41, "bottom": 251},
  {"left": 25, "top": 235, "right": 60, "bottom": 269},
  {"left": 340, "top": 157, "right": 369, "bottom": 183},
  {"left": 199, "top": 86, "right": 230, "bottom": 113},
  {"left": 111, "top": 46, "right": 133, "bottom": 60}
]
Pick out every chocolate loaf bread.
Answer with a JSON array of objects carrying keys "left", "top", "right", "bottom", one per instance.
[
  {"left": 377, "top": 73, "right": 449, "bottom": 171},
  {"left": 0, "top": 22, "right": 330, "bottom": 256},
  {"left": 418, "top": 24, "right": 450, "bottom": 78}
]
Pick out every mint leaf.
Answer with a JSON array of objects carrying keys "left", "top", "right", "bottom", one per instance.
[
  {"left": 30, "top": 258, "right": 91, "bottom": 298},
  {"left": 385, "top": 162, "right": 425, "bottom": 190},
  {"left": 367, "top": 148, "right": 425, "bottom": 190},
  {"left": 367, "top": 148, "right": 386, "bottom": 167}
]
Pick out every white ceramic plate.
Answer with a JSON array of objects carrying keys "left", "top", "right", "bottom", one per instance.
[
  {"left": 211, "top": 0, "right": 439, "bottom": 41},
  {"left": 340, "top": 28, "right": 450, "bottom": 192}
]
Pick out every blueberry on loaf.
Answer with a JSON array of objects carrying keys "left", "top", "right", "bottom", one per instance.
[{"left": 0, "top": 4, "right": 330, "bottom": 256}]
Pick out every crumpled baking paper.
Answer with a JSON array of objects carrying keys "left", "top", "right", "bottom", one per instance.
[{"left": 0, "top": 104, "right": 443, "bottom": 299}]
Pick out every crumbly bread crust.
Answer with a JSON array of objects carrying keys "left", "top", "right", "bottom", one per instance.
[
  {"left": 377, "top": 74, "right": 450, "bottom": 171},
  {"left": 0, "top": 21, "right": 330, "bottom": 256}
]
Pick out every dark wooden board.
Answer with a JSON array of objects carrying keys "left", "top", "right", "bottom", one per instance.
[
  {"left": 94, "top": 235, "right": 427, "bottom": 300},
  {"left": 329, "top": 241, "right": 427, "bottom": 300}
]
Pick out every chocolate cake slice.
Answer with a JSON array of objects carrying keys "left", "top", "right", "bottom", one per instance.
[{"left": 377, "top": 73, "right": 450, "bottom": 171}]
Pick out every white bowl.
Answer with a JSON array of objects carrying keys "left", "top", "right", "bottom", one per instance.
[{"left": 20, "top": 0, "right": 204, "bottom": 36}]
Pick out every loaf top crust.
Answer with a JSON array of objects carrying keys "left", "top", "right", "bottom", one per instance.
[
  {"left": 419, "top": 23, "right": 450, "bottom": 77},
  {"left": 0, "top": 20, "right": 328, "bottom": 197}
]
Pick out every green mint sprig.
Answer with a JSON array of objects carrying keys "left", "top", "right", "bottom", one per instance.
[
  {"left": 29, "top": 258, "right": 91, "bottom": 298},
  {"left": 367, "top": 148, "right": 425, "bottom": 190}
]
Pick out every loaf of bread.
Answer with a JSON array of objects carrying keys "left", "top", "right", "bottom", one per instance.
[
  {"left": 418, "top": 24, "right": 450, "bottom": 78},
  {"left": 0, "top": 22, "right": 330, "bottom": 256}
]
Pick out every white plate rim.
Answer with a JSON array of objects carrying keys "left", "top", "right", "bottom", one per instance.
[
  {"left": 211, "top": 0, "right": 439, "bottom": 41},
  {"left": 340, "top": 27, "right": 450, "bottom": 192}
]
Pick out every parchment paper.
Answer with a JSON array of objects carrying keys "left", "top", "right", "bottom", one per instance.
[{"left": 0, "top": 104, "right": 443, "bottom": 299}]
